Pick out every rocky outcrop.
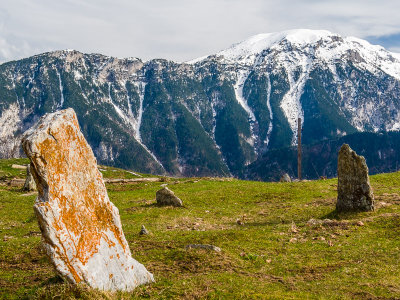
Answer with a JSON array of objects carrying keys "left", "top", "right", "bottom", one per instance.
[
  {"left": 336, "top": 144, "right": 374, "bottom": 212},
  {"left": 156, "top": 187, "right": 183, "bottom": 207},
  {"left": 21, "top": 108, "right": 153, "bottom": 291}
]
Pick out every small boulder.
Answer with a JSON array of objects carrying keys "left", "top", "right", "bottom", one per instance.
[
  {"left": 280, "top": 173, "right": 291, "bottom": 183},
  {"left": 139, "top": 225, "right": 149, "bottom": 235},
  {"left": 12, "top": 164, "right": 27, "bottom": 170},
  {"left": 356, "top": 221, "right": 365, "bottom": 226},
  {"left": 156, "top": 187, "right": 183, "bottom": 207},
  {"left": 236, "top": 218, "right": 244, "bottom": 226},
  {"left": 336, "top": 144, "right": 374, "bottom": 212}
]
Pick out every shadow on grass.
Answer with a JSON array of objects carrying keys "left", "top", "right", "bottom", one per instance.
[
  {"left": 140, "top": 202, "right": 187, "bottom": 209},
  {"left": 40, "top": 275, "right": 64, "bottom": 286},
  {"left": 321, "top": 209, "right": 368, "bottom": 220},
  {"left": 140, "top": 202, "right": 159, "bottom": 208}
]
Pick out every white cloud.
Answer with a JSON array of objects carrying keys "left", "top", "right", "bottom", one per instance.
[
  {"left": 387, "top": 47, "right": 400, "bottom": 54},
  {"left": 0, "top": 0, "right": 400, "bottom": 63}
]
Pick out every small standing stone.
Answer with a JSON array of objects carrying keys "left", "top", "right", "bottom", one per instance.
[
  {"left": 156, "top": 187, "right": 183, "bottom": 207},
  {"left": 336, "top": 144, "right": 374, "bottom": 212},
  {"left": 23, "top": 164, "right": 36, "bottom": 191},
  {"left": 280, "top": 173, "right": 291, "bottom": 182},
  {"left": 139, "top": 225, "right": 149, "bottom": 235}
]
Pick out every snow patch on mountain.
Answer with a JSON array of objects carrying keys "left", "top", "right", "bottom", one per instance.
[
  {"left": 132, "top": 81, "right": 146, "bottom": 142},
  {"left": 125, "top": 83, "right": 138, "bottom": 132},
  {"left": 0, "top": 103, "right": 21, "bottom": 158},
  {"left": 210, "top": 91, "right": 219, "bottom": 139},
  {"left": 280, "top": 57, "right": 313, "bottom": 145},
  {"left": 316, "top": 36, "right": 400, "bottom": 81},
  {"left": 109, "top": 83, "right": 129, "bottom": 125},
  {"left": 95, "top": 141, "right": 115, "bottom": 162},
  {"left": 264, "top": 74, "right": 273, "bottom": 146},
  {"left": 108, "top": 83, "right": 165, "bottom": 170},
  {"left": 234, "top": 69, "right": 257, "bottom": 147},
  {"left": 74, "top": 70, "right": 83, "bottom": 80},
  {"left": 56, "top": 70, "right": 65, "bottom": 108},
  {"left": 391, "top": 121, "right": 400, "bottom": 131}
]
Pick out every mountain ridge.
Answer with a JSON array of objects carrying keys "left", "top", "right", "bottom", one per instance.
[{"left": 0, "top": 29, "right": 399, "bottom": 179}]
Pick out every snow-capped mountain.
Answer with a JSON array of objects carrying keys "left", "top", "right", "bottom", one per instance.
[
  {"left": 195, "top": 29, "right": 400, "bottom": 144},
  {"left": 1, "top": 29, "right": 400, "bottom": 178}
]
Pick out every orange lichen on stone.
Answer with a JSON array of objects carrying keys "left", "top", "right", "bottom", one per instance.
[
  {"left": 22, "top": 108, "right": 154, "bottom": 291},
  {"left": 32, "top": 118, "right": 127, "bottom": 265}
]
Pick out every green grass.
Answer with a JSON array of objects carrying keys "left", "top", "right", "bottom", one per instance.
[
  {"left": 1, "top": 160, "right": 400, "bottom": 299},
  {"left": 0, "top": 158, "right": 155, "bottom": 180},
  {"left": 0, "top": 158, "right": 30, "bottom": 180},
  {"left": 97, "top": 165, "right": 157, "bottom": 179}
]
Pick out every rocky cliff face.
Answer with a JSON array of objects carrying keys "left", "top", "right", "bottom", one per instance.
[{"left": 1, "top": 29, "right": 400, "bottom": 178}]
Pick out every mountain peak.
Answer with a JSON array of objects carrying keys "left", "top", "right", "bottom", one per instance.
[
  {"left": 231, "top": 29, "right": 337, "bottom": 49},
  {"left": 187, "top": 29, "right": 337, "bottom": 64},
  {"left": 216, "top": 29, "right": 345, "bottom": 62},
  {"left": 188, "top": 29, "right": 400, "bottom": 67}
]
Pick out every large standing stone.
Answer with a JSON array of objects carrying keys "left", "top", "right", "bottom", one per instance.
[
  {"left": 336, "top": 144, "right": 374, "bottom": 212},
  {"left": 21, "top": 108, "right": 153, "bottom": 291},
  {"left": 23, "top": 164, "right": 36, "bottom": 191},
  {"left": 156, "top": 187, "right": 183, "bottom": 207}
]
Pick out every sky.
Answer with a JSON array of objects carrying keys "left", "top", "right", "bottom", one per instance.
[{"left": 1, "top": 0, "right": 400, "bottom": 63}]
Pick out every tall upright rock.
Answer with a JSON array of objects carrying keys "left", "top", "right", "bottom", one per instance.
[
  {"left": 336, "top": 144, "right": 374, "bottom": 212},
  {"left": 21, "top": 108, "right": 154, "bottom": 291},
  {"left": 23, "top": 164, "right": 37, "bottom": 191}
]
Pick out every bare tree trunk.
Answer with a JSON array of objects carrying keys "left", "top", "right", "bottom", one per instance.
[{"left": 297, "top": 118, "right": 302, "bottom": 180}]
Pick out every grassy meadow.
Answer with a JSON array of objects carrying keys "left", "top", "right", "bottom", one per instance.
[{"left": 0, "top": 158, "right": 400, "bottom": 299}]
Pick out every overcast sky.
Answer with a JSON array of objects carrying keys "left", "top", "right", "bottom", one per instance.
[{"left": 1, "top": 0, "right": 400, "bottom": 63}]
